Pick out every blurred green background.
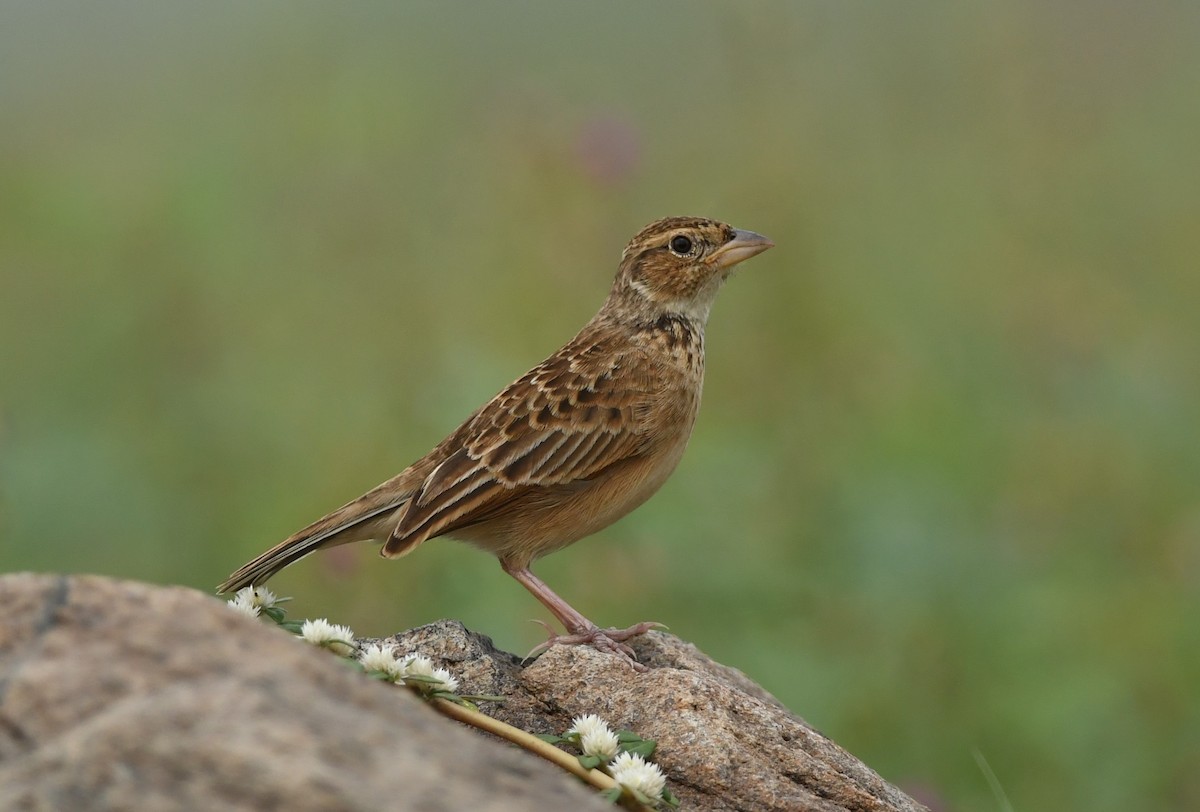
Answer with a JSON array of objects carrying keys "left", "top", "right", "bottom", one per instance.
[{"left": 2, "top": 1, "right": 1198, "bottom": 809}]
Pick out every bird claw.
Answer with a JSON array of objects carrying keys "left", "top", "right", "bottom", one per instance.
[{"left": 524, "top": 620, "right": 666, "bottom": 672}]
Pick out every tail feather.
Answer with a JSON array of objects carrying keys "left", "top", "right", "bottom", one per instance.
[{"left": 218, "top": 490, "right": 412, "bottom": 594}]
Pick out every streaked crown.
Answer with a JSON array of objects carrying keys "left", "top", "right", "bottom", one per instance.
[{"left": 607, "top": 216, "right": 773, "bottom": 324}]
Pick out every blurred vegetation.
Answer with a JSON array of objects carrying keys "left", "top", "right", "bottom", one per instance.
[{"left": 2, "top": 2, "right": 1198, "bottom": 809}]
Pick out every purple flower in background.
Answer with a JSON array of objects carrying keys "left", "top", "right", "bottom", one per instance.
[{"left": 574, "top": 113, "right": 641, "bottom": 186}]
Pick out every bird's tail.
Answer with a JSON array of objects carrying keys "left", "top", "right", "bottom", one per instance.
[{"left": 217, "top": 483, "right": 413, "bottom": 594}]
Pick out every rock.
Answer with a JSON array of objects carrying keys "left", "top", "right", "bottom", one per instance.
[
  {"left": 0, "top": 573, "right": 925, "bottom": 812},
  {"left": 0, "top": 573, "right": 609, "bottom": 812},
  {"left": 380, "top": 621, "right": 927, "bottom": 812}
]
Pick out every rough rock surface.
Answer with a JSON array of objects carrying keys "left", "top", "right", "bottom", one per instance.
[
  {"left": 0, "top": 573, "right": 926, "bottom": 812},
  {"left": 0, "top": 573, "right": 608, "bottom": 812},
  {"left": 381, "top": 621, "right": 926, "bottom": 812}
]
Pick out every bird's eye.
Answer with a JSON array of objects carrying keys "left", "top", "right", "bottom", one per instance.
[{"left": 669, "top": 235, "right": 694, "bottom": 256}]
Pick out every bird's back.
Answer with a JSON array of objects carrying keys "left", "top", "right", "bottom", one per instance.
[{"left": 386, "top": 312, "right": 706, "bottom": 567}]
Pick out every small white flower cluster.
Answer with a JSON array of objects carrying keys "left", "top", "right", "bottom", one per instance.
[
  {"left": 358, "top": 642, "right": 404, "bottom": 678},
  {"left": 226, "top": 586, "right": 279, "bottom": 619},
  {"left": 568, "top": 714, "right": 620, "bottom": 760},
  {"left": 566, "top": 714, "right": 667, "bottom": 802},
  {"left": 609, "top": 750, "right": 667, "bottom": 800},
  {"left": 299, "top": 618, "right": 356, "bottom": 653},
  {"left": 356, "top": 643, "right": 459, "bottom": 693},
  {"left": 223, "top": 588, "right": 459, "bottom": 696}
]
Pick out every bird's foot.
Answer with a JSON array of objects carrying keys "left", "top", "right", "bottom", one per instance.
[{"left": 526, "top": 620, "right": 666, "bottom": 672}]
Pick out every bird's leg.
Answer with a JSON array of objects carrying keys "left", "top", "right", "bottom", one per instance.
[{"left": 500, "top": 561, "right": 663, "bottom": 671}]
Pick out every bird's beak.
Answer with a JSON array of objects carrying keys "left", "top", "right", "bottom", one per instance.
[{"left": 709, "top": 229, "right": 775, "bottom": 269}]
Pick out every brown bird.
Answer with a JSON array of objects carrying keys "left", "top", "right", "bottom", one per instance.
[{"left": 219, "top": 216, "right": 773, "bottom": 670}]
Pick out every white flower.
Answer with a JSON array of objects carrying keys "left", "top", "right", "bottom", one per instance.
[
  {"left": 568, "top": 714, "right": 619, "bottom": 760},
  {"left": 568, "top": 714, "right": 609, "bottom": 738},
  {"left": 609, "top": 751, "right": 666, "bottom": 799},
  {"left": 581, "top": 726, "right": 620, "bottom": 760},
  {"left": 230, "top": 586, "right": 255, "bottom": 604},
  {"left": 226, "top": 589, "right": 260, "bottom": 618},
  {"left": 227, "top": 586, "right": 280, "bottom": 617},
  {"left": 400, "top": 653, "right": 434, "bottom": 679},
  {"left": 358, "top": 642, "right": 405, "bottom": 681},
  {"left": 393, "top": 654, "right": 458, "bottom": 693},
  {"left": 250, "top": 586, "right": 278, "bottom": 608},
  {"left": 299, "top": 618, "right": 355, "bottom": 652},
  {"left": 430, "top": 667, "right": 459, "bottom": 693}
]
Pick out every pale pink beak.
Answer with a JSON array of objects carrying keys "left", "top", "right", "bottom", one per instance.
[{"left": 709, "top": 228, "right": 775, "bottom": 269}]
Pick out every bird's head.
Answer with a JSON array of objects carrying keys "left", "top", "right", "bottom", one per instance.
[{"left": 609, "top": 216, "right": 773, "bottom": 325}]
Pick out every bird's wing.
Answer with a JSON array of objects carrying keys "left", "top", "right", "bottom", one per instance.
[{"left": 383, "top": 336, "right": 653, "bottom": 554}]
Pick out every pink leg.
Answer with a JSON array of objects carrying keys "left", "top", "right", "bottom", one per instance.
[{"left": 501, "top": 561, "right": 663, "bottom": 672}]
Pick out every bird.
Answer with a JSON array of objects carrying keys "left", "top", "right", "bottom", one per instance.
[{"left": 219, "top": 216, "right": 773, "bottom": 670}]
